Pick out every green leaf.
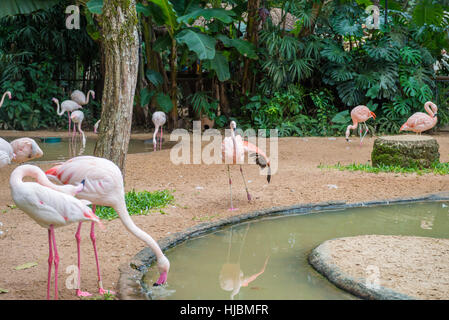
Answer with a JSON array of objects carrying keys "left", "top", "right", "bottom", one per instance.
[
  {"left": 86, "top": 0, "right": 103, "bottom": 15},
  {"left": 136, "top": 3, "right": 151, "bottom": 17},
  {"left": 145, "top": 69, "right": 163, "bottom": 87},
  {"left": 177, "top": 8, "right": 236, "bottom": 24},
  {"left": 0, "top": 288, "right": 8, "bottom": 294},
  {"left": 14, "top": 262, "right": 38, "bottom": 270},
  {"left": 331, "top": 110, "right": 350, "bottom": 124},
  {"left": 175, "top": 29, "right": 216, "bottom": 60},
  {"left": 0, "top": 0, "right": 59, "bottom": 18},
  {"left": 208, "top": 51, "right": 230, "bottom": 82},
  {"left": 153, "top": 34, "right": 172, "bottom": 52},
  {"left": 216, "top": 35, "right": 257, "bottom": 59},
  {"left": 156, "top": 93, "right": 173, "bottom": 113},
  {"left": 148, "top": 0, "right": 179, "bottom": 34},
  {"left": 140, "top": 88, "right": 155, "bottom": 106}
]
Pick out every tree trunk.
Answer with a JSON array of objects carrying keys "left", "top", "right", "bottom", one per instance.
[
  {"left": 242, "top": 0, "right": 260, "bottom": 95},
  {"left": 94, "top": 0, "right": 139, "bottom": 176},
  {"left": 169, "top": 37, "right": 178, "bottom": 129}
]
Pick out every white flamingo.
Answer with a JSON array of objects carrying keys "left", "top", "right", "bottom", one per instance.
[
  {"left": 0, "top": 138, "right": 15, "bottom": 168},
  {"left": 71, "top": 110, "right": 86, "bottom": 148},
  {"left": 94, "top": 119, "right": 101, "bottom": 134},
  {"left": 71, "top": 90, "right": 95, "bottom": 106},
  {"left": 46, "top": 156, "right": 170, "bottom": 294},
  {"left": 10, "top": 164, "right": 102, "bottom": 300},
  {"left": 52, "top": 98, "right": 82, "bottom": 137},
  {"left": 0, "top": 91, "right": 12, "bottom": 108},
  {"left": 152, "top": 111, "right": 166, "bottom": 151},
  {"left": 9, "top": 138, "right": 43, "bottom": 163}
]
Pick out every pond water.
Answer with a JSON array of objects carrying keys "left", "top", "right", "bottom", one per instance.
[
  {"left": 5, "top": 137, "right": 175, "bottom": 162},
  {"left": 143, "top": 201, "right": 449, "bottom": 300}
]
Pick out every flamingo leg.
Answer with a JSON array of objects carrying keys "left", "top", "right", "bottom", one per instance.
[
  {"left": 160, "top": 127, "right": 163, "bottom": 151},
  {"left": 50, "top": 225, "right": 59, "bottom": 300},
  {"left": 90, "top": 205, "right": 115, "bottom": 295},
  {"left": 68, "top": 112, "right": 71, "bottom": 138},
  {"left": 239, "top": 165, "right": 252, "bottom": 201},
  {"left": 360, "top": 123, "right": 369, "bottom": 145},
  {"left": 75, "top": 222, "right": 92, "bottom": 297},
  {"left": 47, "top": 228, "right": 53, "bottom": 300},
  {"left": 227, "top": 165, "right": 237, "bottom": 211}
]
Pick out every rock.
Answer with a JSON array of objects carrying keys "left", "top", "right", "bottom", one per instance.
[{"left": 371, "top": 135, "right": 440, "bottom": 168}]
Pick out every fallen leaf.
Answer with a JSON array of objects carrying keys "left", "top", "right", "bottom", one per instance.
[
  {"left": 14, "top": 262, "right": 38, "bottom": 270},
  {"left": 0, "top": 288, "right": 8, "bottom": 294}
]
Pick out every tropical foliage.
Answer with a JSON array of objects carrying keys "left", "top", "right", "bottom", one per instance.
[{"left": 0, "top": 0, "right": 448, "bottom": 135}]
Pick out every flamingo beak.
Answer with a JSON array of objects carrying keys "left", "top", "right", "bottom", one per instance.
[{"left": 153, "top": 272, "right": 168, "bottom": 286}]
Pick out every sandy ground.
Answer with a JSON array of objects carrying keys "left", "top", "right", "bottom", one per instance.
[
  {"left": 1, "top": 130, "right": 449, "bottom": 300},
  {"left": 325, "top": 235, "right": 449, "bottom": 300}
]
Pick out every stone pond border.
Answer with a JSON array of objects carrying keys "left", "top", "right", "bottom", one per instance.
[{"left": 117, "top": 191, "right": 449, "bottom": 300}]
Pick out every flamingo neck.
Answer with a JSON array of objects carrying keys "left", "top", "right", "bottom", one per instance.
[
  {"left": 114, "top": 200, "right": 165, "bottom": 260},
  {"left": 230, "top": 127, "right": 237, "bottom": 163},
  {"left": 55, "top": 100, "right": 64, "bottom": 116},
  {"left": 424, "top": 102, "right": 436, "bottom": 117},
  {"left": 0, "top": 92, "right": 9, "bottom": 108},
  {"left": 153, "top": 125, "right": 159, "bottom": 146},
  {"left": 86, "top": 91, "right": 93, "bottom": 104}
]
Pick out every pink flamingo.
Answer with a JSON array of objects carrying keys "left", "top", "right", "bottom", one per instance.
[
  {"left": 94, "top": 119, "right": 101, "bottom": 134},
  {"left": 0, "top": 91, "right": 12, "bottom": 107},
  {"left": 221, "top": 121, "right": 271, "bottom": 210},
  {"left": 70, "top": 110, "right": 86, "bottom": 148},
  {"left": 52, "top": 98, "right": 82, "bottom": 138},
  {"left": 0, "top": 137, "right": 15, "bottom": 168},
  {"left": 71, "top": 90, "right": 95, "bottom": 106},
  {"left": 46, "top": 156, "right": 170, "bottom": 293},
  {"left": 10, "top": 164, "right": 102, "bottom": 300},
  {"left": 400, "top": 101, "right": 438, "bottom": 134},
  {"left": 345, "top": 105, "right": 376, "bottom": 145},
  {"left": 10, "top": 138, "right": 43, "bottom": 163},
  {"left": 152, "top": 111, "right": 166, "bottom": 151}
]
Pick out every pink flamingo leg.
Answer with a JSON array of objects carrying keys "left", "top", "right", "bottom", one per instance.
[
  {"left": 68, "top": 112, "right": 71, "bottom": 138},
  {"left": 160, "top": 127, "right": 163, "bottom": 150},
  {"left": 227, "top": 165, "right": 238, "bottom": 211},
  {"left": 90, "top": 205, "right": 115, "bottom": 295},
  {"left": 75, "top": 222, "right": 92, "bottom": 297},
  {"left": 73, "top": 122, "right": 77, "bottom": 139},
  {"left": 239, "top": 165, "right": 252, "bottom": 201},
  {"left": 47, "top": 228, "right": 53, "bottom": 300},
  {"left": 50, "top": 225, "right": 59, "bottom": 300}
]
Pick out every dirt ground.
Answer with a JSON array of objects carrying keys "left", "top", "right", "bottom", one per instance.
[
  {"left": 325, "top": 235, "right": 449, "bottom": 300},
  {"left": 1, "top": 130, "right": 449, "bottom": 300}
]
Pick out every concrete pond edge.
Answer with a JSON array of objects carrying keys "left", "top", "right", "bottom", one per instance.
[{"left": 117, "top": 191, "right": 449, "bottom": 300}]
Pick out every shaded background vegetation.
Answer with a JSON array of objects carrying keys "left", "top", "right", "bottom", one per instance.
[{"left": 0, "top": 0, "right": 448, "bottom": 136}]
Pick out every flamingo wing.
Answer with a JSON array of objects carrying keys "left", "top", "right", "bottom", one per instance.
[{"left": 242, "top": 141, "right": 271, "bottom": 183}]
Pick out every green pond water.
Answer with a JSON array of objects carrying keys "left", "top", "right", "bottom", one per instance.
[
  {"left": 6, "top": 137, "right": 175, "bottom": 162},
  {"left": 143, "top": 201, "right": 449, "bottom": 300}
]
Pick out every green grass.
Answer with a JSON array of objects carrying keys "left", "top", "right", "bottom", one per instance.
[
  {"left": 318, "top": 162, "right": 449, "bottom": 175},
  {"left": 95, "top": 189, "right": 175, "bottom": 220}
]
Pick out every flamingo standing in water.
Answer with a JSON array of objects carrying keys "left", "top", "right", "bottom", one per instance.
[
  {"left": 70, "top": 110, "right": 86, "bottom": 148},
  {"left": 400, "top": 101, "right": 438, "bottom": 134},
  {"left": 0, "top": 91, "right": 12, "bottom": 107},
  {"left": 221, "top": 121, "right": 271, "bottom": 210},
  {"left": 152, "top": 111, "right": 166, "bottom": 151},
  {"left": 71, "top": 90, "right": 95, "bottom": 106},
  {"left": 52, "top": 98, "right": 82, "bottom": 138},
  {"left": 46, "top": 156, "right": 170, "bottom": 293},
  {"left": 10, "top": 164, "right": 102, "bottom": 300},
  {"left": 345, "top": 105, "right": 376, "bottom": 145}
]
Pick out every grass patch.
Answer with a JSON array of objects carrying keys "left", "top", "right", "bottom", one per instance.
[
  {"left": 318, "top": 162, "right": 449, "bottom": 175},
  {"left": 95, "top": 189, "right": 175, "bottom": 220}
]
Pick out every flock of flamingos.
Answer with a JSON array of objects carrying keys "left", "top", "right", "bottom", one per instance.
[{"left": 0, "top": 88, "right": 439, "bottom": 299}]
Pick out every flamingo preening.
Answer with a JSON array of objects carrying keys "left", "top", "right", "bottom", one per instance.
[
  {"left": 52, "top": 98, "right": 82, "bottom": 138},
  {"left": 152, "top": 111, "right": 166, "bottom": 151},
  {"left": 70, "top": 110, "right": 86, "bottom": 148},
  {"left": 345, "top": 105, "right": 376, "bottom": 145},
  {"left": 94, "top": 119, "right": 101, "bottom": 134},
  {"left": 71, "top": 90, "right": 95, "bottom": 106},
  {"left": 9, "top": 138, "right": 43, "bottom": 163},
  {"left": 46, "top": 156, "right": 170, "bottom": 292},
  {"left": 221, "top": 121, "right": 271, "bottom": 211},
  {"left": 10, "top": 164, "right": 102, "bottom": 300},
  {"left": 400, "top": 101, "right": 438, "bottom": 134},
  {"left": 0, "top": 91, "right": 12, "bottom": 108}
]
